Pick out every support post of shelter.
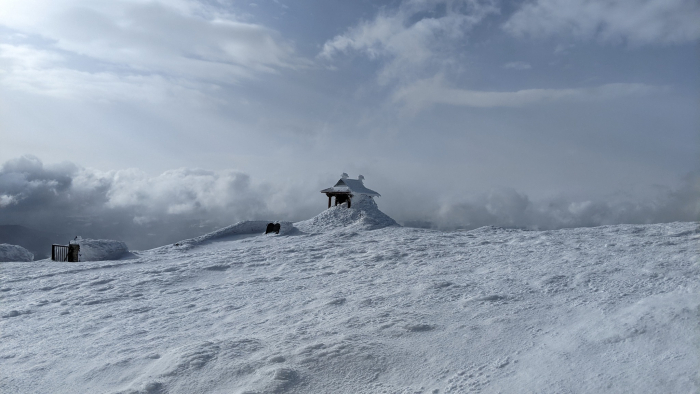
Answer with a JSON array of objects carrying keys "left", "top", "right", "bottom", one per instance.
[{"left": 328, "top": 195, "right": 331, "bottom": 209}]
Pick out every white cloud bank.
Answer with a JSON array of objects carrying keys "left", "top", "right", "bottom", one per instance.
[
  {"left": 0, "top": 155, "right": 271, "bottom": 217},
  {"left": 431, "top": 184, "right": 700, "bottom": 230},
  {"left": 504, "top": 0, "right": 700, "bottom": 45},
  {"left": 1, "top": 156, "right": 697, "bottom": 250},
  {"left": 0, "top": 155, "right": 288, "bottom": 249}
]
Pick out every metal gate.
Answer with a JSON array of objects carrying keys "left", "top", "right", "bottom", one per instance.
[{"left": 52, "top": 244, "right": 80, "bottom": 262}]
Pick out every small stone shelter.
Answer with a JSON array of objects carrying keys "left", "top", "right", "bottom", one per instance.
[{"left": 321, "top": 173, "right": 380, "bottom": 208}]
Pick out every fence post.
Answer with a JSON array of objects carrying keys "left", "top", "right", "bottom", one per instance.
[{"left": 67, "top": 244, "right": 80, "bottom": 262}]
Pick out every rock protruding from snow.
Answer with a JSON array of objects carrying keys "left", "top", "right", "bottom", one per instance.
[
  {"left": 294, "top": 194, "right": 398, "bottom": 233},
  {"left": 77, "top": 239, "right": 130, "bottom": 261},
  {"left": 0, "top": 244, "right": 34, "bottom": 262}
]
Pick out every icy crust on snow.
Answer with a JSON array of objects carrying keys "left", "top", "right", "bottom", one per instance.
[
  {"left": 0, "top": 244, "right": 33, "bottom": 262},
  {"left": 294, "top": 195, "right": 398, "bottom": 233},
  {"left": 77, "top": 239, "right": 130, "bottom": 261},
  {"left": 1, "top": 222, "right": 699, "bottom": 393}
]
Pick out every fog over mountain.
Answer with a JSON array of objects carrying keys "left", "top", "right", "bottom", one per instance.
[{"left": 1, "top": 155, "right": 697, "bottom": 251}]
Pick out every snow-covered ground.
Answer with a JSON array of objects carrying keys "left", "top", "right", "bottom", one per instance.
[{"left": 1, "top": 198, "right": 698, "bottom": 393}]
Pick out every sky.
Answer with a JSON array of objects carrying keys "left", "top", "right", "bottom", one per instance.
[{"left": 1, "top": 0, "right": 699, "bottom": 249}]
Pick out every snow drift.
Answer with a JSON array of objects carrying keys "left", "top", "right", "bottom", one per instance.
[
  {"left": 0, "top": 243, "right": 33, "bottom": 262},
  {"left": 76, "top": 239, "right": 130, "bottom": 261},
  {"left": 159, "top": 220, "right": 296, "bottom": 252},
  {"left": 294, "top": 194, "right": 398, "bottom": 233}
]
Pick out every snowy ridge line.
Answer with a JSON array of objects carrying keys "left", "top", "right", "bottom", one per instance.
[
  {"left": 0, "top": 244, "right": 34, "bottom": 262},
  {"left": 151, "top": 220, "right": 297, "bottom": 253}
]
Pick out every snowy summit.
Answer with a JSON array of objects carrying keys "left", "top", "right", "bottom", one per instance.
[{"left": 1, "top": 190, "right": 698, "bottom": 393}]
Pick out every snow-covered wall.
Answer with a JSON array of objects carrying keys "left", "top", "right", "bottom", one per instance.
[
  {"left": 77, "top": 239, "right": 129, "bottom": 261},
  {"left": 0, "top": 244, "right": 34, "bottom": 262}
]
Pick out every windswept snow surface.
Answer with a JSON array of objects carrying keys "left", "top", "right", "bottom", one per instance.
[
  {"left": 77, "top": 239, "right": 131, "bottom": 262},
  {"left": 1, "top": 202, "right": 699, "bottom": 393},
  {"left": 0, "top": 244, "right": 33, "bottom": 262}
]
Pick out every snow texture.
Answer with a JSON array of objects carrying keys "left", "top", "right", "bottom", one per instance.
[
  {"left": 294, "top": 194, "right": 397, "bottom": 233},
  {"left": 0, "top": 244, "right": 33, "bottom": 262},
  {"left": 77, "top": 239, "right": 130, "bottom": 262},
  {"left": 155, "top": 220, "right": 297, "bottom": 253},
  {"left": 1, "top": 201, "right": 698, "bottom": 393}
]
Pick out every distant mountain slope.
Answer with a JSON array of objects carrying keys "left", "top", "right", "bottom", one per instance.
[{"left": 0, "top": 225, "right": 69, "bottom": 260}]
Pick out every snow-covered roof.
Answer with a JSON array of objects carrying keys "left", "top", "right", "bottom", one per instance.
[{"left": 321, "top": 175, "right": 380, "bottom": 197}]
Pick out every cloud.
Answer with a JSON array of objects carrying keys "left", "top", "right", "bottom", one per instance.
[
  {"left": 427, "top": 179, "right": 700, "bottom": 230},
  {"left": 0, "top": 44, "right": 216, "bottom": 103},
  {"left": 319, "top": 0, "right": 498, "bottom": 82},
  {"left": 0, "top": 155, "right": 319, "bottom": 250},
  {"left": 502, "top": 61, "right": 532, "bottom": 70},
  {"left": 504, "top": 0, "right": 700, "bottom": 45},
  {"left": 0, "top": 0, "right": 307, "bottom": 100},
  {"left": 103, "top": 167, "right": 265, "bottom": 217},
  {"left": 393, "top": 75, "right": 662, "bottom": 109},
  {"left": 1, "top": 156, "right": 697, "bottom": 251}
]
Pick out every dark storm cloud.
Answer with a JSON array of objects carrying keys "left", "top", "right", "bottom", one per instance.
[{"left": 0, "top": 155, "right": 108, "bottom": 216}]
